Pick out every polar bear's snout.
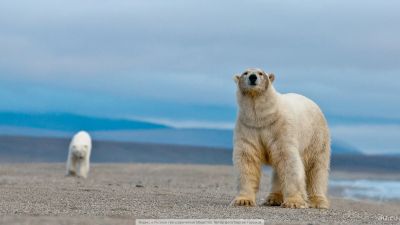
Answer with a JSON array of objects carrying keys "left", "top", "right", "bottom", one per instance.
[
  {"left": 72, "top": 151, "right": 85, "bottom": 160},
  {"left": 244, "top": 70, "right": 263, "bottom": 87},
  {"left": 71, "top": 146, "right": 87, "bottom": 159},
  {"left": 248, "top": 74, "right": 258, "bottom": 85},
  {"left": 234, "top": 68, "right": 275, "bottom": 97}
]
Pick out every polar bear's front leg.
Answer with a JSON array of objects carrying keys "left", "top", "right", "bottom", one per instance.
[
  {"left": 77, "top": 159, "right": 89, "bottom": 178},
  {"left": 231, "top": 145, "right": 262, "bottom": 207},
  {"left": 66, "top": 156, "right": 77, "bottom": 176},
  {"left": 273, "top": 145, "right": 308, "bottom": 208},
  {"left": 264, "top": 170, "right": 283, "bottom": 206}
]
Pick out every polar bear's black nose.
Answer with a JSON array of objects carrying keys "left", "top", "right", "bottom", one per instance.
[{"left": 249, "top": 74, "right": 257, "bottom": 84}]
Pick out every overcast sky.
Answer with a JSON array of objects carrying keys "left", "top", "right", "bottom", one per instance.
[{"left": 0, "top": 0, "right": 399, "bottom": 153}]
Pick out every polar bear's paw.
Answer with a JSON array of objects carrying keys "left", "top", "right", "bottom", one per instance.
[
  {"left": 281, "top": 196, "right": 308, "bottom": 209},
  {"left": 66, "top": 170, "right": 76, "bottom": 176},
  {"left": 231, "top": 196, "right": 255, "bottom": 207},
  {"left": 309, "top": 196, "right": 329, "bottom": 209},
  {"left": 263, "top": 193, "right": 283, "bottom": 206}
]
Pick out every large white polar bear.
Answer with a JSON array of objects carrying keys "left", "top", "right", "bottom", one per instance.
[
  {"left": 231, "top": 68, "right": 330, "bottom": 209},
  {"left": 66, "top": 131, "right": 92, "bottom": 178}
]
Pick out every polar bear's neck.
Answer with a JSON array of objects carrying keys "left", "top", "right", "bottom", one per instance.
[{"left": 237, "top": 85, "right": 280, "bottom": 129}]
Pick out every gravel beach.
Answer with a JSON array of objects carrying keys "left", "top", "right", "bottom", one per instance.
[{"left": 0, "top": 163, "right": 399, "bottom": 225}]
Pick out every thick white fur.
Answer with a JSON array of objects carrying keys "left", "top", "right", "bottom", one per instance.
[
  {"left": 66, "top": 131, "right": 92, "bottom": 178},
  {"left": 232, "top": 68, "right": 330, "bottom": 209}
]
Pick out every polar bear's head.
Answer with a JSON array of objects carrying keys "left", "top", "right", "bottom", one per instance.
[
  {"left": 234, "top": 68, "right": 275, "bottom": 97},
  {"left": 71, "top": 145, "right": 89, "bottom": 159}
]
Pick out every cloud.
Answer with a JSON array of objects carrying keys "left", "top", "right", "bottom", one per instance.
[{"left": 0, "top": 0, "right": 399, "bottom": 120}]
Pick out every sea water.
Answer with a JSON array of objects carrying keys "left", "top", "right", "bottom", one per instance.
[{"left": 330, "top": 179, "right": 400, "bottom": 202}]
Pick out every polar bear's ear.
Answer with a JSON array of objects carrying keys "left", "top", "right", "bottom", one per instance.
[
  {"left": 233, "top": 74, "right": 240, "bottom": 83},
  {"left": 268, "top": 73, "right": 275, "bottom": 83}
]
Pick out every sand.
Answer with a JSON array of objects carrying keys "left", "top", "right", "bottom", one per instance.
[{"left": 0, "top": 163, "right": 399, "bottom": 225}]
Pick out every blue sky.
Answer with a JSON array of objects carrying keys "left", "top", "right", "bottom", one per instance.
[{"left": 0, "top": 0, "right": 399, "bottom": 153}]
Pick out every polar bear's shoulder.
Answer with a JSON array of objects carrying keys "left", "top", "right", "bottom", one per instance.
[
  {"left": 279, "top": 93, "right": 321, "bottom": 114},
  {"left": 281, "top": 93, "right": 317, "bottom": 105}
]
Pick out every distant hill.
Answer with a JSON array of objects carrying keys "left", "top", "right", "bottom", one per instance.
[
  {"left": 0, "top": 135, "right": 397, "bottom": 173},
  {"left": 0, "top": 135, "right": 231, "bottom": 165},
  {"left": 0, "top": 112, "right": 167, "bottom": 131},
  {"left": 92, "top": 129, "right": 362, "bottom": 155},
  {"left": 0, "top": 112, "right": 362, "bottom": 155},
  {"left": 0, "top": 126, "right": 361, "bottom": 155}
]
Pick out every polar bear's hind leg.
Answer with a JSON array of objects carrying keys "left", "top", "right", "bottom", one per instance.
[
  {"left": 306, "top": 142, "right": 330, "bottom": 209},
  {"left": 274, "top": 145, "right": 308, "bottom": 209}
]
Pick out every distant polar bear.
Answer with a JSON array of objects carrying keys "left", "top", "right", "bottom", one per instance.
[
  {"left": 66, "top": 131, "right": 92, "bottom": 178},
  {"left": 231, "top": 68, "right": 330, "bottom": 209}
]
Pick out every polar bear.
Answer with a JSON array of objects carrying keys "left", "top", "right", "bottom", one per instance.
[
  {"left": 66, "top": 131, "right": 92, "bottom": 178},
  {"left": 231, "top": 68, "right": 330, "bottom": 209}
]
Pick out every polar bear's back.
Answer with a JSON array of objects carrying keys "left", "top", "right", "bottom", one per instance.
[
  {"left": 70, "top": 131, "right": 92, "bottom": 148},
  {"left": 279, "top": 93, "right": 329, "bottom": 152},
  {"left": 280, "top": 93, "right": 324, "bottom": 118}
]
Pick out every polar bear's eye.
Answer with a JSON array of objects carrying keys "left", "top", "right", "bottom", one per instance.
[
  {"left": 258, "top": 72, "right": 263, "bottom": 76},
  {"left": 243, "top": 72, "right": 248, "bottom": 75}
]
